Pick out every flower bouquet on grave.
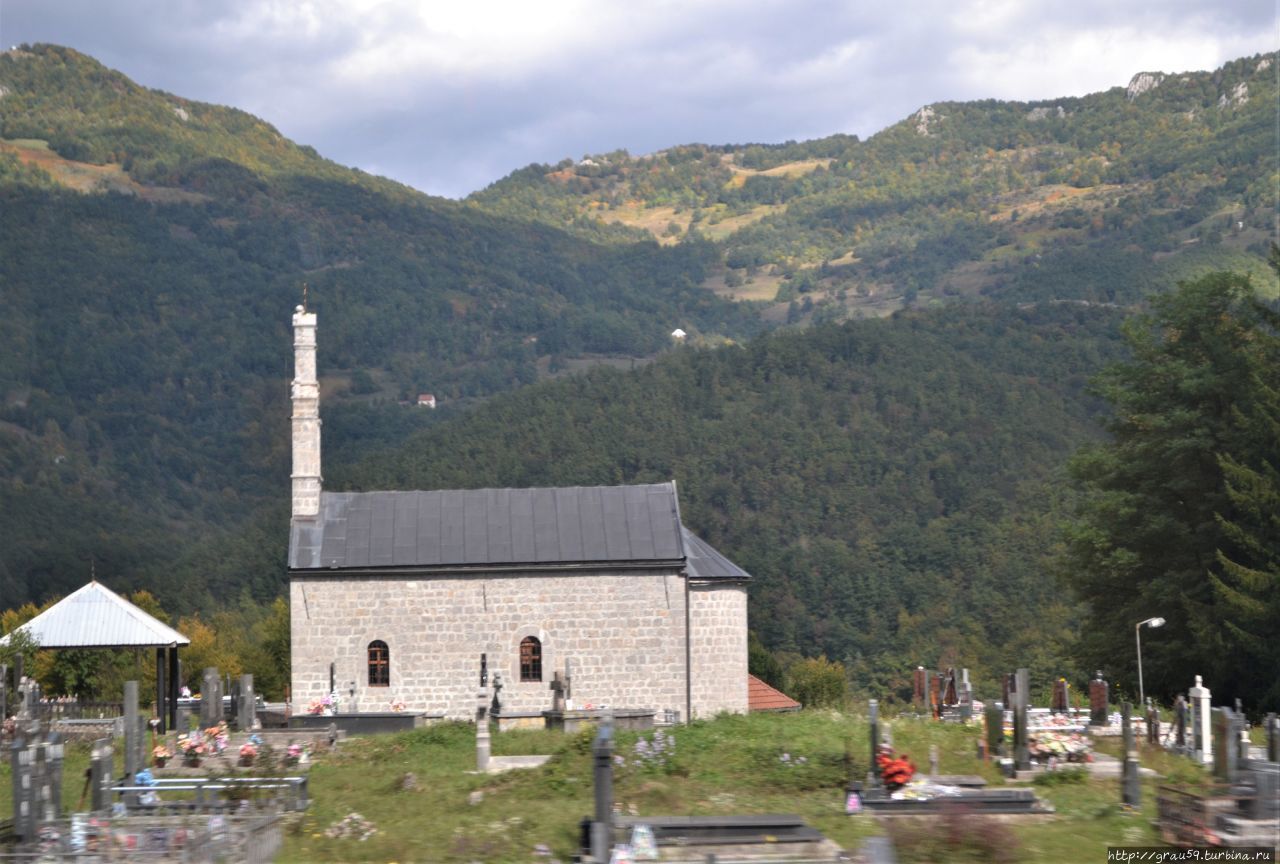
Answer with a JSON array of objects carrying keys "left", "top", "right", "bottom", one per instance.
[
  {"left": 238, "top": 741, "right": 259, "bottom": 767},
  {"left": 178, "top": 735, "right": 207, "bottom": 766},
  {"left": 152, "top": 745, "right": 174, "bottom": 768},
  {"left": 389, "top": 698, "right": 407, "bottom": 713},
  {"left": 876, "top": 746, "right": 917, "bottom": 791},
  {"left": 308, "top": 692, "right": 339, "bottom": 716},
  {"left": 284, "top": 742, "right": 304, "bottom": 766},
  {"left": 204, "top": 721, "right": 230, "bottom": 755}
]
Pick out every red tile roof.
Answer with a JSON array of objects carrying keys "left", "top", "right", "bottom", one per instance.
[{"left": 748, "top": 674, "right": 801, "bottom": 712}]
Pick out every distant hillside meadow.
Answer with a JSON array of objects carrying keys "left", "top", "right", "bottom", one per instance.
[{"left": 0, "top": 44, "right": 1276, "bottom": 706}]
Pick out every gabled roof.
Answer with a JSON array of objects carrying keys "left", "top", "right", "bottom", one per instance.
[
  {"left": 290, "top": 483, "right": 686, "bottom": 571},
  {"left": 0, "top": 582, "right": 189, "bottom": 649},
  {"left": 748, "top": 674, "right": 801, "bottom": 712}
]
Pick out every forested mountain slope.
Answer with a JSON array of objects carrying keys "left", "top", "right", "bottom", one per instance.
[
  {"left": 473, "top": 53, "right": 1277, "bottom": 319},
  {"left": 0, "top": 45, "right": 760, "bottom": 609},
  {"left": 339, "top": 302, "right": 1130, "bottom": 694}
]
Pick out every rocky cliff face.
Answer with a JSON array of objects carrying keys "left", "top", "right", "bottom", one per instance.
[{"left": 1126, "top": 72, "right": 1165, "bottom": 101}]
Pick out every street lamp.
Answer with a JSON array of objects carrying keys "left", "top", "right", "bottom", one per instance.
[{"left": 1135, "top": 616, "right": 1166, "bottom": 707}]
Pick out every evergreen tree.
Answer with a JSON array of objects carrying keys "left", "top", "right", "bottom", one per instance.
[{"left": 1063, "top": 271, "right": 1278, "bottom": 708}]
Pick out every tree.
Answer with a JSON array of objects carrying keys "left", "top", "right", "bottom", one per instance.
[{"left": 1062, "top": 271, "right": 1279, "bottom": 708}]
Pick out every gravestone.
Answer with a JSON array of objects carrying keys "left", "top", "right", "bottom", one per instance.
[
  {"left": 1088, "top": 671, "right": 1108, "bottom": 726},
  {"left": 1051, "top": 678, "right": 1069, "bottom": 714},
  {"left": 1012, "top": 668, "right": 1030, "bottom": 772},
  {"left": 475, "top": 688, "right": 490, "bottom": 772},
  {"left": 1121, "top": 702, "right": 1140, "bottom": 807},
  {"left": 479, "top": 653, "right": 488, "bottom": 688},
  {"left": 1146, "top": 704, "right": 1160, "bottom": 744},
  {"left": 11, "top": 736, "right": 33, "bottom": 841},
  {"left": 89, "top": 737, "right": 114, "bottom": 812},
  {"left": 564, "top": 658, "right": 573, "bottom": 706},
  {"left": 123, "top": 681, "right": 140, "bottom": 778},
  {"left": 958, "top": 669, "right": 973, "bottom": 720},
  {"left": 549, "top": 672, "right": 567, "bottom": 713},
  {"left": 1188, "top": 675, "right": 1212, "bottom": 764},
  {"left": 237, "top": 674, "right": 255, "bottom": 731},
  {"left": 1267, "top": 713, "right": 1278, "bottom": 763},
  {"left": 912, "top": 667, "right": 926, "bottom": 712},
  {"left": 590, "top": 715, "right": 615, "bottom": 863},
  {"left": 1173, "top": 695, "right": 1188, "bottom": 750},
  {"left": 200, "top": 668, "right": 222, "bottom": 728},
  {"left": 866, "top": 700, "right": 882, "bottom": 791},
  {"left": 490, "top": 672, "right": 505, "bottom": 717},
  {"left": 1212, "top": 707, "right": 1239, "bottom": 784},
  {"left": 984, "top": 701, "right": 1004, "bottom": 759}
]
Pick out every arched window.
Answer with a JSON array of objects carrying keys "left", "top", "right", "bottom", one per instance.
[
  {"left": 368, "top": 640, "right": 389, "bottom": 687},
  {"left": 519, "top": 636, "right": 542, "bottom": 682}
]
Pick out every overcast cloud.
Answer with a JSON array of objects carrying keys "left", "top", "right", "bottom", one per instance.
[{"left": 2, "top": 0, "right": 1275, "bottom": 198}]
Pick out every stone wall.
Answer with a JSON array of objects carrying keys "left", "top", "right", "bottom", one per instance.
[
  {"left": 291, "top": 568, "right": 693, "bottom": 720},
  {"left": 688, "top": 583, "right": 749, "bottom": 717}
]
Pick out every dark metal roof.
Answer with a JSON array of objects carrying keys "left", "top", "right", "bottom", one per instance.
[
  {"left": 290, "top": 483, "right": 687, "bottom": 571},
  {"left": 289, "top": 483, "right": 751, "bottom": 582},
  {"left": 682, "top": 527, "right": 751, "bottom": 582}
]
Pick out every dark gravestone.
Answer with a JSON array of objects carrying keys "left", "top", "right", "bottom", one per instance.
[
  {"left": 867, "top": 700, "right": 882, "bottom": 791},
  {"left": 1089, "top": 671, "right": 1109, "bottom": 726},
  {"left": 912, "top": 667, "right": 926, "bottom": 711},
  {"left": 1267, "top": 713, "right": 1279, "bottom": 763},
  {"left": 1212, "top": 707, "right": 1239, "bottom": 784},
  {"left": 1146, "top": 705, "right": 1160, "bottom": 744},
  {"left": 1002, "top": 673, "right": 1013, "bottom": 709},
  {"left": 1013, "top": 668, "right": 1031, "bottom": 772},
  {"left": 1174, "top": 695, "right": 1188, "bottom": 750},
  {"left": 1051, "top": 678, "right": 1069, "bottom": 714},
  {"left": 985, "top": 701, "right": 1004, "bottom": 758},
  {"left": 490, "top": 672, "right": 505, "bottom": 717},
  {"left": 1121, "top": 702, "right": 1140, "bottom": 807},
  {"left": 590, "top": 717, "right": 615, "bottom": 863},
  {"left": 549, "top": 672, "right": 567, "bottom": 713}
]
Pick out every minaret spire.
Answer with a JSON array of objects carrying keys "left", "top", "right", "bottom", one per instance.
[{"left": 291, "top": 303, "right": 321, "bottom": 520}]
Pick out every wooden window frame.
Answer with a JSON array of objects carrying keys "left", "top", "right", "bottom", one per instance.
[
  {"left": 368, "top": 640, "right": 390, "bottom": 687},
  {"left": 519, "top": 636, "right": 542, "bottom": 683}
]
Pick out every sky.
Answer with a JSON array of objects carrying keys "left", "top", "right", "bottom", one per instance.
[{"left": 2, "top": 1, "right": 1276, "bottom": 199}]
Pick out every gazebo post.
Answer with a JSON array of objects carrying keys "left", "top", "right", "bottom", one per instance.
[
  {"left": 167, "top": 646, "right": 179, "bottom": 731},
  {"left": 155, "top": 648, "right": 167, "bottom": 734}
]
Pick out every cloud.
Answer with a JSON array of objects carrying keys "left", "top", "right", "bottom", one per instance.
[{"left": 3, "top": 0, "right": 1275, "bottom": 197}]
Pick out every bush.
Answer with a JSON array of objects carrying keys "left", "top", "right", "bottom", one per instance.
[{"left": 787, "top": 656, "right": 849, "bottom": 708}]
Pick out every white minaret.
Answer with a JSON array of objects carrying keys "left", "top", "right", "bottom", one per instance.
[{"left": 291, "top": 305, "right": 321, "bottom": 520}]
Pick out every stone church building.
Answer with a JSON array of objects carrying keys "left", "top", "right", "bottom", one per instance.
[{"left": 287, "top": 307, "right": 749, "bottom": 721}]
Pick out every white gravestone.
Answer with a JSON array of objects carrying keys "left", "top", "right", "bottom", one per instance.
[{"left": 1188, "top": 675, "right": 1212, "bottom": 765}]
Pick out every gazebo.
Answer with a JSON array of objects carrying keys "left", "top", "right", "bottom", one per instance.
[{"left": 1, "top": 581, "right": 189, "bottom": 731}]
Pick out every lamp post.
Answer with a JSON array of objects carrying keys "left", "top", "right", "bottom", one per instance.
[{"left": 1135, "top": 616, "right": 1165, "bottom": 707}]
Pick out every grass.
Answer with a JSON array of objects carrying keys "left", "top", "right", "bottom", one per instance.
[{"left": 0, "top": 712, "right": 1222, "bottom": 862}]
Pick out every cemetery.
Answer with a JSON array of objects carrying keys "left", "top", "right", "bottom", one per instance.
[{"left": 2, "top": 638, "right": 1277, "bottom": 860}]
